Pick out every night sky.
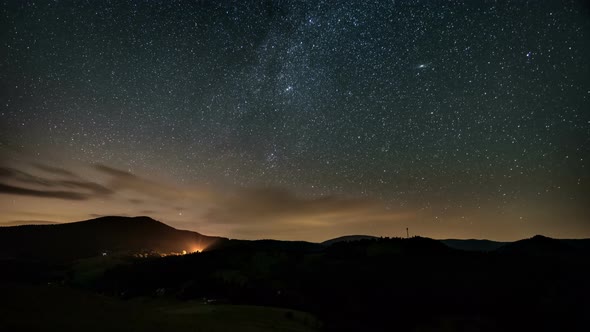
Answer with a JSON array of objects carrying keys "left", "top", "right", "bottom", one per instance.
[{"left": 1, "top": 0, "right": 589, "bottom": 241}]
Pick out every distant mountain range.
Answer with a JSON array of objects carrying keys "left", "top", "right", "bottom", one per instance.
[
  {"left": 444, "top": 236, "right": 590, "bottom": 256},
  {"left": 1, "top": 216, "right": 589, "bottom": 262},
  {"left": 0, "top": 216, "right": 225, "bottom": 261},
  {"left": 323, "top": 234, "right": 590, "bottom": 254},
  {"left": 495, "top": 234, "right": 590, "bottom": 256},
  {"left": 322, "top": 235, "right": 508, "bottom": 252}
]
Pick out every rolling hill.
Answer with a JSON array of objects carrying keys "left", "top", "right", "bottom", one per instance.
[
  {"left": 0, "top": 216, "right": 226, "bottom": 261},
  {"left": 495, "top": 234, "right": 585, "bottom": 256}
]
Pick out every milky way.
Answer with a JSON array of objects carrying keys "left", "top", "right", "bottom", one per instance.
[{"left": 1, "top": 1, "right": 589, "bottom": 241}]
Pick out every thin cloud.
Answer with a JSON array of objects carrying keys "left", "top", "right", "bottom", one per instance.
[
  {"left": 0, "top": 167, "right": 53, "bottom": 187},
  {"left": 58, "top": 180, "right": 113, "bottom": 195},
  {"left": 94, "top": 164, "right": 135, "bottom": 178},
  {"left": 0, "top": 220, "right": 60, "bottom": 226},
  {"left": 94, "top": 164, "right": 213, "bottom": 201},
  {"left": 0, "top": 183, "right": 88, "bottom": 200},
  {"left": 32, "top": 163, "right": 78, "bottom": 178},
  {"left": 0, "top": 166, "right": 112, "bottom": 196}
]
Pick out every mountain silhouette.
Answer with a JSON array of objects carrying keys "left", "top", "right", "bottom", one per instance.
[
  {"left": 0, "top": 216, "right": 226, "bottom": 261},
  {"left": 496, "top": 235, "right": 578, "bottom": 257},
  {"left": 321, "top": 235, "right": 378, "bottom": 246}
]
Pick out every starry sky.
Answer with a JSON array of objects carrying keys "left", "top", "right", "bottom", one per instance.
[{"left": 1, "top": 0, "right": 589, "bottom": 242}]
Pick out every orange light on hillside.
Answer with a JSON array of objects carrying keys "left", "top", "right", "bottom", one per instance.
[{"left": 189, "top": 247, "right": 202, "bottom": 253}]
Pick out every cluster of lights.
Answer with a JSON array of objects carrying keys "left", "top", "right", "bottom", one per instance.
[{"left": 131, "top": 248, "right": 202, "bottom": 258}]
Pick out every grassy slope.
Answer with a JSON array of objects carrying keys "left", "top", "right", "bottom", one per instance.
[{"left": 0, "top": 283, "right": 321, "bottom": 332}]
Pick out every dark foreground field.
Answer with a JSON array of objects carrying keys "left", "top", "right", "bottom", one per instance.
[{"left": 0, "top": 283, "right": 320, "bottom": 332}]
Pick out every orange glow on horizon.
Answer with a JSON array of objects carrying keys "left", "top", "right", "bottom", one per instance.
[{"left": 188, "top": 247, "right": 202, "bottom": 253}]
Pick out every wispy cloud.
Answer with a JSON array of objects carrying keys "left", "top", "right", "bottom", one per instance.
[
  {"left": 0, "top": 166, "right": 112, "bottom": 197},
  {"left": 0, "top": 220, "right": 60, "bottom": 226},
  {"left": 0, "top": 183, "right": 88, "bottom": 200},
  {"left": 32, "top": 163, "right": 78, "bottom": 178},
  {"left": 94, "top": 164, "right": 212, "bottom": 201}
]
